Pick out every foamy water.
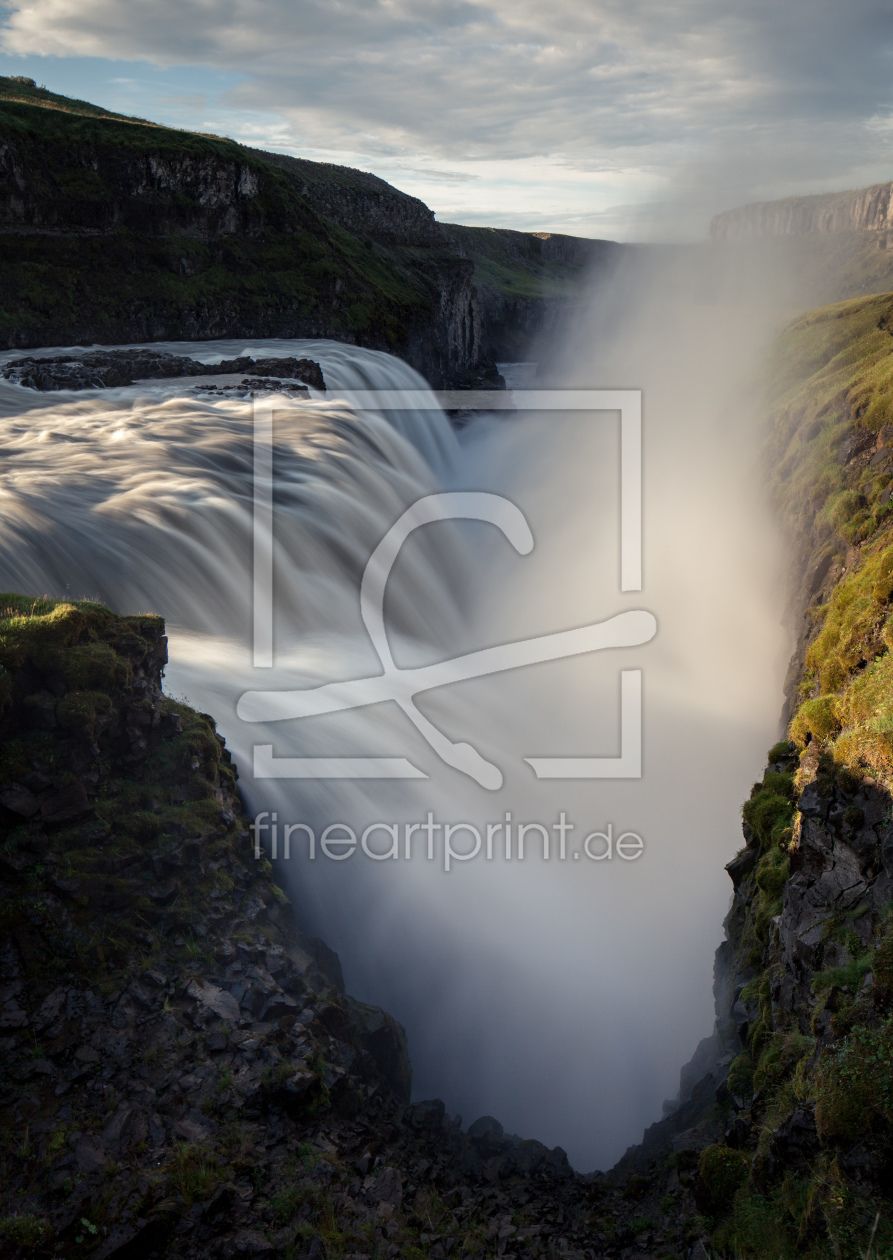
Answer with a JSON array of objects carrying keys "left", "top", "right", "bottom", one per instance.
[{"left": 0, "top": 321, "right": 787, "bottom": 1168}]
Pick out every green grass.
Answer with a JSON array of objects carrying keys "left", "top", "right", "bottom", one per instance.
[
  {"left": 441, "top": 222, "right": 610, "bottom": 300},
  {"left": 758, "top": 293, "right": 893, "bottom": 776},
  {"left": 0, "top": 89, "right": 447, "bottom": 351},
  {"left": 0, "top": 591, "right": 252, "bottom": 991},
  {"left": 0, "top": 1213, "right": 51, "bottom": 1249},
  {"left": 703, "top": 293, "right": 893, "bottom": 1257},
  {"left": 0, "top": 73, "right": 180, "bottom": 128},
  {"left": 783, "top": 535, "right": 893, "bottom": 775},
  {"left": 742, "top": 767, "right": 795, "bottom": 853},
  {"left": 699, "top": 1146, "right": 750, "bottom": 1214},
  {"left": 814, "top": 1018, "right": 893, "bottom": 1141},
  {"left": 765, "top": 293, "right": 893, "bottom": 544},
  {"left": 164, "top": 1142, "right": 220, "bottom": 1204}
]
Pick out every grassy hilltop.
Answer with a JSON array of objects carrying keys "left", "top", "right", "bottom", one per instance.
[
  {"left": 0, "top": 78, "right": 432, "bottom": 357},
  {"left": 0, "top": 76, "right": 604, "bottom": 373}
]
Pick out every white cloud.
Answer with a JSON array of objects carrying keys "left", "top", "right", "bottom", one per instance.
[{"left": 3, "top": 0, "right": 893, "bottom": 236}]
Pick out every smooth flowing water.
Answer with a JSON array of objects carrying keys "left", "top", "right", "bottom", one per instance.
[{"left": 0, "top": 316, "right": 787, "bottom": 1168}]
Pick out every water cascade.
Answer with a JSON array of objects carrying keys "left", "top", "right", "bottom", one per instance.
[{"left": 0, "top": 307, "right": 787, "bottom": 1168}]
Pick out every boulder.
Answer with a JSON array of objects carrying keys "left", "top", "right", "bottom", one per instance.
[{"left": 186, "top": 978, "right": 240, "bottom": 1023}]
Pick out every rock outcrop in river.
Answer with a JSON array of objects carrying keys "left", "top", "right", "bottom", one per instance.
[{"left": 1, "top": 350, "right": 326, "bottom": 392}]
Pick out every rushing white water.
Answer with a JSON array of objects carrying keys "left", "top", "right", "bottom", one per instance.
[{"left": 0, "top": 310, "right": 787, "bottom": 1169}]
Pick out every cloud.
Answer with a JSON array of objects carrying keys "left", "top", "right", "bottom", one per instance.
[
  {"left": 3, "top": 0, "right": 893, "bottom": 235},
  {"left": 158, "top": 93, "right": 207, "bottom": 113},
  {"left": 387, "top": 167, "right": 481, "bottom": 184}
]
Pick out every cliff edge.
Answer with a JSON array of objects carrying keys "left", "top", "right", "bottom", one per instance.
[
  {"left": 613, "top": 292, "right": 893, "bottom": 1259},
  {"left": 0, "top": 76, "right": 607, "bottom": 385},
  {"left": 0, "top": 598, "right": 691, "bottom": 1260}
]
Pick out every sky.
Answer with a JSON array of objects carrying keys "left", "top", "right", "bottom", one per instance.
[{"left": 1, "top": 0, "right": 893, "bottom": 240}]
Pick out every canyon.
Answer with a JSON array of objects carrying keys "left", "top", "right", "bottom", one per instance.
[
  {"left": 710, "top": 182, "right": 893, "bottom": 247},
  {"left": 5, "top": 74, "right": 893, "bottom": 1260},
  {"left": 0, "top": 76, "right": 613, "bottom": 387}
]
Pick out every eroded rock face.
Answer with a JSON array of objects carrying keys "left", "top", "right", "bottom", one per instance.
[
  {"left": 0, "top": 598, "right": 417, "bottom": 1256},
  {"left": 0, "top": 140, "right": 264, "bottom": 240},
  {"left": 613, "top": 744, "right": 893, "bottom": 1243},
  {"left": 244, "top": 148, "right": 442, "bottom": 249},
  {"left": 710, "top": 181, "right": 893, "bottom": 247},
  {"left": 1, "top": 350, "right": 326, "bottom": 392},
  {"left": 0, "top": 106, "right": 504, "bottom": 388},
  {"left": 0, "top": 598, "right": 710, "bottom": 1258}
]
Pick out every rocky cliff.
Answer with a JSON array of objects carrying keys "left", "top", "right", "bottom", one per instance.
[
  {"left": 0, "top": 597, "right": 412, "bottom": 1251},
  {"left": 439, "top": 226, "right": 623, "bottom": 361},
  {"left": 0, "top": 77, "right": 503, "bottom": 388},
  {"left": 0, "top": 594, "right": 716, "bottom": 1260},
  {"left": 0, "top": 76, "right": 608, "bottom": 385},
  {"left": 15, "top": 298, "right": 893, "bottom": 1260},
  {"left": 611, "top": 291, "right": 893, "bottom": 1259},
  {"left": 710, "top": 182, "right": 893, "bottom": 249},
  {"left": 242, "top": 151, "right": 441, "bottom": 249}
]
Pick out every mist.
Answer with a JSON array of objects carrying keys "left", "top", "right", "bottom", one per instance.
[
  {"left": 166, "top": 250, "right": 795, "bottom": 1169},
  {"left": 0, "top": 243, "right": 796, "bottom": 1171},
  {"left": 262, "top": 257, "right": 793, "bottom": 1170}
]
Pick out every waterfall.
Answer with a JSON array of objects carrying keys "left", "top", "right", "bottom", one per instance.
[{"left": 0, "top": 313, "right": 787, "bottom": 1169}]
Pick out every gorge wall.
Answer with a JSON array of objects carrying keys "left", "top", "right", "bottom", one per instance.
[
  {"left": 10, "top": 294, "right": 893, "bottom": 1260},
  {"left": 610, "top": 291, "right": 893, "bottom": 1259},
  {"left": 0, "top": 595, "right": 710, "bottom": 1260},
  {"left": 0, "top": 76, "right": 608, "bottom": 384},
  {"left": 710, "top": 182, "right": 893, "bottom": 248},
  {"left": 13, "top": 71, "right": 893, "bottom": 1260},
  {"left": 0, "top": 83, "right": 479, "bottom": 388},
  {"left": 439, "top": 225, "right": 624, "bottom": 361}
]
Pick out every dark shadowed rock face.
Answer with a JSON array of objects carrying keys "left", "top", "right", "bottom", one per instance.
[
  {"left": 0, "top": 595, "right": 708, "bottom": 1260},
  {"left": 0, "top": 82, "right": 622, "bottom": 386},
  {"left": 0, "top": 596, "right": 409, "bottom": 1257},
  {"left": 2, "top": 350, "right": 326, "bottom": 392},
  {"left": 608, "top": 747, "right": 893, "bottom": 1253},
  {"left": 610, "top": 298, "right": 893, "bottom": 1258},
  {"left": 243, "top": 148, "right": 441, "bottom": 250},
  {"left": 0, "top": 92, "right": 506, "bottom": 389},
  {"left": 0, "top": 142, "right": 264, "bottom": 240}
]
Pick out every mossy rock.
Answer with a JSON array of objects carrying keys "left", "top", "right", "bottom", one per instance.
[
  {"left": 768, "top": 740, "right": 795, "bottom": 763},
  {"left": 755, "top": 849, "right": 790, "bottom": 903},
  {"left": 815, "top": 1017, "right": 893, "bottom": 1141},
  {"left": 727, "top": 1051, "right": 754, "bottom": 1098},
  {"left": 742, "top": 785, "right": 794, "bottom": 851},
  {"left": 698, "top": 1145, "right": 750, "bottom": 1213},
  {"left": 0, "top": 1213, "right": 51, "bottom": 1249},
  {"left": 56, "top": 689, "right": 113, "bottom": 736},
  {"left": 791, "top": 695, "right": 841, "bottom": 747}
]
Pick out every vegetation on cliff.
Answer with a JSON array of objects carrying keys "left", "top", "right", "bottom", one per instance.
[
  {"left": 767, "top": 293, "right": 893, "bottom": 766},
  {"left": 0, "top": 594, "right": 418, "bottom": 1259},
  {"left": 1, "top": 595, "right": 699, "bottom": 1260},
  {"left": 0, "top": 75, "right": 601, "bottom": 379},
  {"left": 689, "top": 294, "right": 893, "bottom": 1258},
  {"left": 0, "top": 86, "right": 434, "bottom": 353},
  {"left": 440, "top": 226, "right": 611, "bottom": 303}
]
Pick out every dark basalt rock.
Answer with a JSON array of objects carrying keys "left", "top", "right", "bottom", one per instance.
[
  {"left": 2, "top": 349, "right": 326, "bottom": 392},
  {"left": 725, "top": 847, "right": 757, "bottom": 884},
  {"left": 0, "top": 595, "right": 703, "bottom": 1258}
]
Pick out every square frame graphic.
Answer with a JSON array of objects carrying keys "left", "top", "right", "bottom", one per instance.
[{"left": 249, "top": 389, "right": 646, "bottom": 781}]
